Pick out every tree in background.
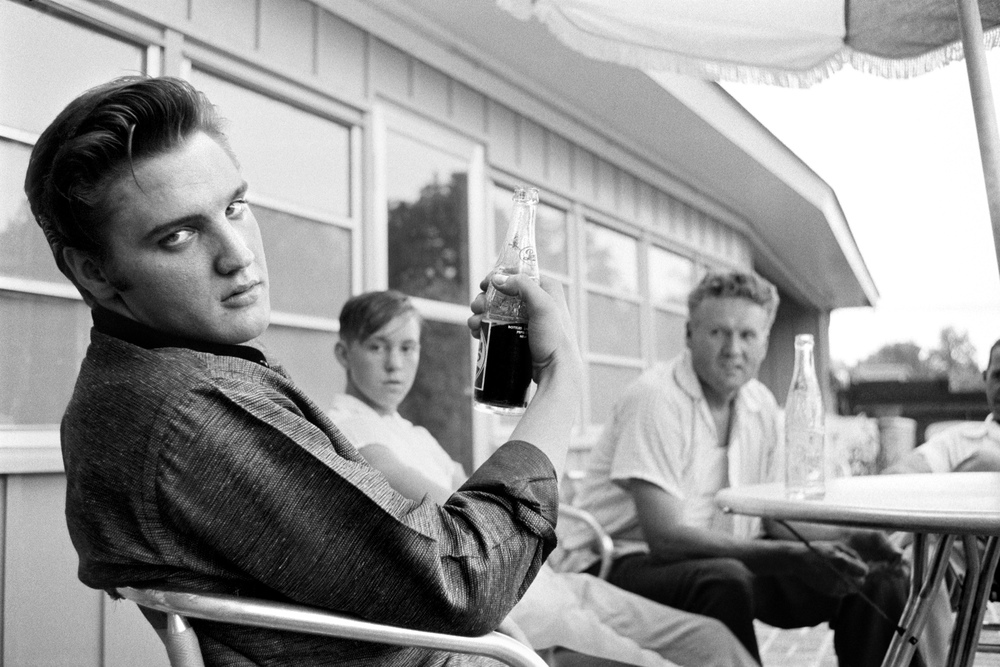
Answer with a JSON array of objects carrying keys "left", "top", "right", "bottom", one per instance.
[
  {"left": 926, "top": 326, "right": 980, "bottom": 379},
  {"left": 850, "top": 326, "right": 981, "bottom": 385}
]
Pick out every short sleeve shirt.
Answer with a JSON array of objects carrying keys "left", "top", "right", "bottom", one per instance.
[
  {"left": 912, "top": 416, "right": 1000, "bottom": 473},
  {"left": 556, "top": 350, "right": 781, "bottom": 572},
  {"left": 329, "top": 394, "right": 463, "bottom": 491}
]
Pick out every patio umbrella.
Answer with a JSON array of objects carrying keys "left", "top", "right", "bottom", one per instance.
[{"left": 498, "top": 0, "right": 1000, "bottom": 279}]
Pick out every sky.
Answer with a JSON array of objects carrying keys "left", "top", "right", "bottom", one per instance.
[{"left": 722, "top": 51, "right": 1000, "bottom": 370}]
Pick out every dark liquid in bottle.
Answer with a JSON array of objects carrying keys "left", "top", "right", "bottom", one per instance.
[{"left": 474, "top": 320, "right": 532, "bottom": 413}]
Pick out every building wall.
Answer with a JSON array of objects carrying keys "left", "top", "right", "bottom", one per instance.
[
  {"left": 0, "top": 0, "right": 818, "bottom": 661},
  {"left": 763, "top": 293, "right": 832, "bottom": 409}
]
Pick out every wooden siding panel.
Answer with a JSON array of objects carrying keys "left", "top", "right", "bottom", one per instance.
[
  {"left": 369, "top": 39, "right": 410, "bottom": 101},
  {"left": 114, "top": 0, "right": 188, "bottom": 23},
  {"left": 449, "top": 81, "right": 486, "bottom": 136},
  {"left": 654, "top": 191, "right": 670, "bottom": 232},
  {"left": 642, "top": 186, "right": 653, "bottom": 227},
  {"left": 519, "top": 118, "right": 545, "bottom": 185},
  {"left": 317, "top": 9, "right": 367, "bottom": 103},
  {"left": 4, "top": 474, "right": 102, "bottom": 666},
  {"left": 575, "top": 147, "right": 595, "bottom": 204},
  {"left": 190, "top": 0, "right": 257, "bottom": 55},
  {"left": 411, "top": 60, "right": 450, "bottom": 121},
  {"left": 259, "top": 0, "right": 315, "bottom": 75},
  {"left": 679, "top": 200, "right": 695, "bottom": 244},
  {"left": 735, "top": 232, "right": 753, "bottom": 268},
  {"left": 547, "top": 132, "right": 572, "bottom": 194},
  {"left": 486, "top": 101, "right": 518, "bottom": 172},
  {"left": 594, "top": 158, "right": 617, "bottom": 213},
  {"left": 620, "top": 172, "right": 638, "bottom": 222}
]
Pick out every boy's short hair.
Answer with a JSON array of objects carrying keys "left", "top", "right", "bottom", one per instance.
[
  {"left": 339, "top": 290, "right": 421, "bottom": 344},
  {"left": 24, "top": 75, "right": 230, "bottom": 304},
  {"left": 688, "top": 270, "right": 780, "bottom": 325}
]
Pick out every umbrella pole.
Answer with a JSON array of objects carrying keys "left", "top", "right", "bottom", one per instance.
[{"left": 956, "top": 0, "right": 1000, "bottom": 282}]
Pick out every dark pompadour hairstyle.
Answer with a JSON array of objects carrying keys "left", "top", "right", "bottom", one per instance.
[
  {"left": 338, "top": 290, "right": 421, "bottom": 344},
  {"left": 24, "top": 75, "right": 229, "bottom": 304},
  {"left": 687, "top": 270, "right": 780, "bottom": 325}
]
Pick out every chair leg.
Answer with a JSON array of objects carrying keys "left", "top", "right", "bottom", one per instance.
[{"left": 161, "top": 612, "right": 206, "bottom": 667}]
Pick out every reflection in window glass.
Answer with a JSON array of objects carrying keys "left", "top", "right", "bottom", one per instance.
[
  {"left": 386, "top": 130, "right": 469, "bottom": 305},
  {"left": 0, "top": 1, "right": 146, "bottom": 135},
  {"left": 649, "top": 246, "right": 694, "bottom": 309},
  {"left": 398, "top": 320, "right": 474, "bottom": 472},
  {"left": 0, "top": 140, "right": 69, "bottom": 284},
  {"left": 586, "top": 222, "right": 638, "bottom": 292},
  {"left": 0, "top": 295, "right": 90, "bottom": 425},
  {"left": 254, "top": 205, "right": 350, "bottom": 319},
  {"left": 588, "top": 363, "right": 641, "bottom": 425},
  {"left": 587, "top": 293, "right": 640, "bottom": 358},
  {"left": 189, "top": 70, "right": 351, "bottom": 218},
  {"left": 493, "top": 185, "right": 568, "bottom": 275}
]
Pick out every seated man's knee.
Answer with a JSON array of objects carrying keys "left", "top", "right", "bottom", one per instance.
[{"left": 694, "top": 558, "right": 754, "bottom": 603}]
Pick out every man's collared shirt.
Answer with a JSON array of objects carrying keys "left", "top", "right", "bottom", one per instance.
[{"left": 555, "top": 349, "right": 781, "bottom": 573}]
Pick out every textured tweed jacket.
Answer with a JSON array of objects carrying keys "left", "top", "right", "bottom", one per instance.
[{"left": 61, "top": 309, "right": 558, "bottom": 666}]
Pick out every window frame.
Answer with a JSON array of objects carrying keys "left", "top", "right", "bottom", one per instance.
[{"left": 0, "top": 7, "right": 158, "bottom": 465}]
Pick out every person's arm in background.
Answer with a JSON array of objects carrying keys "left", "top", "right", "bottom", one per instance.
[
  {"left": 885, "top": 433, "right": 1000, "bottom": 474},
  {"left": 628, "top": 479, "right": 869, "bottom": 597},
  {"left": 883, "top": 451, "right": 934, "bottom": 475},
  {"left": 357, "top": 442, "right": 531, "bottom": 646},
  {"left": 469, "top": 273, "right": 582, "bottom": 482},
  {"left": 358, "top": 443, "right": 453, "bottom": 504}
]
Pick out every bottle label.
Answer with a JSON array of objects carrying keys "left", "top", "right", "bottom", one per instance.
[{"left": 474, "top": 320, "right": 532, "bottom": 409}]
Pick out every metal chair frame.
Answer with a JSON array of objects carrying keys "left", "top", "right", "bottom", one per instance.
[{"left": 118, "top": 587, "right": 548, "bottom": 667}]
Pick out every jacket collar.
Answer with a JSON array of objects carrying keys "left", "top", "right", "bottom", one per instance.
[{"left": 92, "top": 305, "right": 269, "bottom": 367}]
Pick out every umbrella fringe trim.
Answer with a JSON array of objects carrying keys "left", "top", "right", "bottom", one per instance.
[
  {"left": 848, "top": 26, "right": 1000, "bottom": 81},
  {"left": 522, "top": 2, "right": 1000, "bottom": 89}
]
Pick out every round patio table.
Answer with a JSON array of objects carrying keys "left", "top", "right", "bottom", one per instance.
[{"left": 715, "top": 472, "right": 1000, "bottom": 667}]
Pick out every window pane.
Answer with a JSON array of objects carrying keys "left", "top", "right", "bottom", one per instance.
[
  {"left": 0, "top": 140, "right": 69, "bottom": 284},
  {"left": 586, "top": 222, "right": 638, "bottom": 292},
  {"left": 0, "top": 3, "right": 146, "bottom": 135},
  {"left": 0, "top": 294, "right": 90, "bottom": 425},
  {"left": 537, "top": 202, "right": 569, "bottom": 275},
  {"left": 189, "top": 70, "right": 351, "bottom": 218},
  {"left": 587, "top": 293, "right": 640, "bottom": 357},
  {"left": 386, "top": 130, "right": 469, "bottom": 305},
  {"left": 588, "top": 363, "right": 641, "bottom": 425},
  {"left": 255, "top": 205, "right": 350, "bottom": 319},
  {"left": 259, "top": 325, "right": 340, "bottom": 410},
  {"left": 649, "top": 246, "right": 694, "bottom": 309},
  {"left": 398, "top": 320, "right": 474, "bottom": 472},
  {"left": 493, "top": 186, "right": 568, "bottom": 275},
  {"left": 654, "top": 309, "right": 687, "bottom": 362}
]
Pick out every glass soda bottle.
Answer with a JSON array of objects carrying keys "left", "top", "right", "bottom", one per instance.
[
  {"left": 473, "top": 186, "right": 539, "bottom": 415},
  {"left": 784, "top": 333, "right": 826, "bottom": 499}
]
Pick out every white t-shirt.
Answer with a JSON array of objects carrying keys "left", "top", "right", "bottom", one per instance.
[
  {"left": 557, "top": 350, "right": 782, "bottom": 572},
  {"left": 327, "top": 394, "right": 463, "bottom": 491},
  {"left": 326, "top": 393, "right": 755, "bottom": 667}
]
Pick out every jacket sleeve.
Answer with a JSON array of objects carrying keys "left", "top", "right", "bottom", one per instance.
[{"left": 150, "top": 375, "right": 559, "bottom": 636}]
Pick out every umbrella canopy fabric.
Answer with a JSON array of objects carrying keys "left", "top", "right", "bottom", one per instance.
[
  {"left": 499, "top": 0, "right": 1000, "bottom": 278},
  {"left": 498, "top": 0, "right": 1000, "bottom": 86}
]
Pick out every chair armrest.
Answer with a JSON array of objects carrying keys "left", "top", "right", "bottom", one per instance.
[
  {"left": 558, "top": 505, "right": 614, "bottom": 580},
  {"left": 117, "top": 588, "right": 548, "bottom": 667}
]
